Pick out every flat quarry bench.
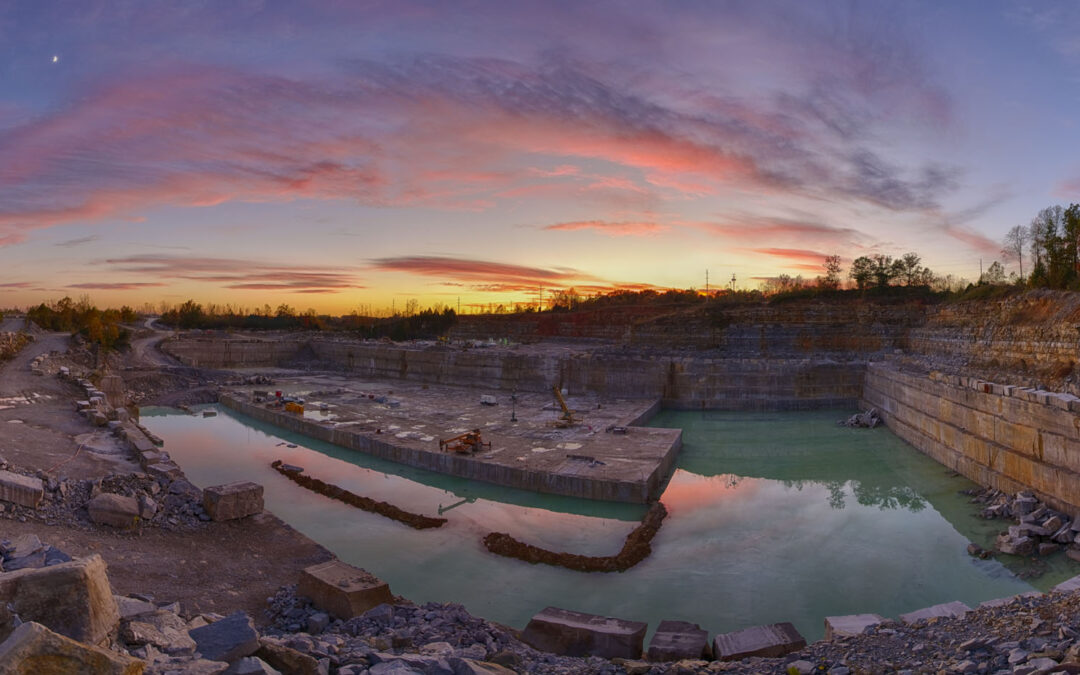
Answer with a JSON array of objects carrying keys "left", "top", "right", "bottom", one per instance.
[{"left": 220, "top": 375, "right": 682, "bottom": 503}]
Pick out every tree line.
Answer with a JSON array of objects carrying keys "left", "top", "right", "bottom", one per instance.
[
  {"left": 1001, "top": 204, "right": 1080, "bottom": 289},
  {"left": 27, "top": 297, "right": 136, "bottom": 351}
]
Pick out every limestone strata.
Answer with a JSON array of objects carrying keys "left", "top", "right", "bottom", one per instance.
[
  {"left": 0, "top": 470, "right": 43, "bottom": 508},
  {"left": 168, "top": 338, "right": 866, "bottom": 410},
  {"left": 202, "top": 481, "right": 264, "bottom": 521},
  {"left": 0, "top": 555, "right": 120, "bottom": 646},
  {"left": 520, "top": 606, "right": 647, "bottom": 660},
  {"left": 297, "top": 560, "right": 392, "bottom": 620},
  {"left": 0, "top": 622, "right": 143, "bottom": 675},
  {"left": 862, "top": 362, "right": 1080, "bottom": 513}
]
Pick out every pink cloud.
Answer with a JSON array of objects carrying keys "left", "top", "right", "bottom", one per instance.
[{"left": 543, "top": 220, "right": 669, "bottom": 236}]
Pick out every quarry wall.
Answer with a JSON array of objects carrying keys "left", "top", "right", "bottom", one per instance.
[
  {"left": 862, "top": 362, "right": 1080, "bottom": 514},
  {"left": 163, "top": 337, "right": 865, "bottom": 410}
]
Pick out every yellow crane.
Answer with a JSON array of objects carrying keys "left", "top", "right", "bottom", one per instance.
[{"left": 552, "top": 385, "right": 575, "bottom": 428}]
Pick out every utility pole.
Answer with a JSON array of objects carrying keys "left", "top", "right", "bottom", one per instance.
[
  {"left": 979, "top": 259, "right": 983, "bottom": 281},
  {"left": 705, "top": 269, "right": 709, "bottom": 298},
  {"left": 730, "top": 273, "right": 737, "bottom": 291}
]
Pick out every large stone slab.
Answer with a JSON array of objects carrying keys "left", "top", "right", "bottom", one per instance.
[
  {"left": 203, "top": 482, "right": 264, "bottom": 521},
  {"left": 0, "top": 470, "right": 43, "bottom": 508},
  {"left": 824, "top": 614, "right": 884, "bottom": 640},
  {"left": 520, "top": 606, "right": 647, "bottom": 659},
  {"left": 87, "top": 493, "right": 141, "bottom": 529},
  {"left": 899, "top": 600, "right": 971, "bottom": 624},
  {"left": 0, "top": 555, "right": 120, "bottom": 646},
  {"left": 0, "top": 621, "right": 144, "bottom": 675},
  {"left": 1052, "top": 574, "right": 1080, "bottom": 593},
  {"left": 188, "top": 611, "right": 260, "bottom": 663},
  {"left": 713, "top": 622, "right": 806, "bottom": 661},
  {"left": 297, "top": 560, "right": 392, "bottom": 620},
  {"left": 646, "top": 620, "right": 710, "bottom": 661}
]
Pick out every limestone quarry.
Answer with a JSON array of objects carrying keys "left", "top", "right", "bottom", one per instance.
[{"left": 7, "top": 291, "right": 1080, "bottom": 673}]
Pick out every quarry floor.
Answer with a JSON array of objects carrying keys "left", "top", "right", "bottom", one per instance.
[{"left": 227, "top": 372, "right": 676, "bottom": 498}]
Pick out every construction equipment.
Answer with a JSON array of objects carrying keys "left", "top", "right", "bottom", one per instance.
[
  {"left": 439, "top": 429, "right": 491, "bottom": 454},
  {"left": 552, "top": 385, "right": 576, "bottom": 428},
  {"left": 284, "top": 401, "right": 304, "bottom": 414}
]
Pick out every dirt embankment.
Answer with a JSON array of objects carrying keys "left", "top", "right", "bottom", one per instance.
[{"left": 483, "top": 502, "right": 667, "bottom": 573}]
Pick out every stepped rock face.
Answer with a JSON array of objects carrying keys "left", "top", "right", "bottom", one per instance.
[{"left": 0, "top": 555, "right": 120, "bottom": 646}]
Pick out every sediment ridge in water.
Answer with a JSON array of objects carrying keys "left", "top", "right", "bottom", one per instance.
[
  {"left": 482, "top": 501, "right": 667, "bottom": 572},
  {"left": 270, "top": 459, "right": 448, "bottom": 530}
]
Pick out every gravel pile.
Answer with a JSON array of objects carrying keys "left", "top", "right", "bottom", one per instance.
[{"left": 0, "top": 464, "right": 209, "bottom": 533}]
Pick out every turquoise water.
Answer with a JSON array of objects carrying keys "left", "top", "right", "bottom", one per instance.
[{"left": 141, "top": 405, "right": 1065, "bottom": 641}]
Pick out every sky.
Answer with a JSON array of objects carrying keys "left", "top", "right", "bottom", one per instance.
[{"left": 2, "top": 0, "right": 1080, "bottom": 314}]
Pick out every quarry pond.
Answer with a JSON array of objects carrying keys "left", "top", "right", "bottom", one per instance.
[{"left": 142, "top": 405, "right": 1049, "bottom": 642}]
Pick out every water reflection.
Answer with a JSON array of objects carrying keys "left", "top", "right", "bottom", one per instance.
[{"left": 143, "top": 404, "right": 1040, "bottom": 642}]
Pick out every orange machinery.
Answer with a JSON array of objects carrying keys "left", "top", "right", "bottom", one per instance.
[{"left": 439, "top": 429, "right": 491, "bottom": 454}]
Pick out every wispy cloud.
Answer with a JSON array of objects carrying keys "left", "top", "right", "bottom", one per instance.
[
  {"left": 99, "top": 255, "right": 364, "bottom": 294},
  {"left": 543, "top": 219, "right": 669, "bottom": 236},
  {"left": 55, "top": 235, "right": 100, "bottom": 248},
  {"left": 68, "top": 282, "right": 165, "bottom": 290}
]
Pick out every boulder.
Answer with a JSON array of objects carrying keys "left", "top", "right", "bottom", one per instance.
[
  {"left": 114, "top": 596, "right": 157, "bottom": 621},
  {"left": 646, "top": 620, "right": 710, "bottom": 661},
  {"left": 899, "top": 601, "right": 971, "bottom": 624},
  {"left": 297, "top": 560, "right": 392, "bottom": 620},
  {"left": 87, "top": 493, "right": 141, "bottom": 529},
  {"left": 824, "top": 614, "right": 884, "bottom": 640},
  {"left": 189, "top": 611, "right": 259, "bottom": 663},
  {"left": 520, "top": 606, "right": 647, "bottom": 659},
  {"left": 122, "top": 610, "right": 196, "bottom": 655},
  {"left": 255, "top": 640, "right": 321, "bottom": 675},
  {"left": 1053, "top": 574, "right": 1080, "bottom": 593},
  {"left": 0, "top": 470, "right": 43, "bottom": 508},
  {"left": 146, "top": 463, "right": 183, "bottom": 481},
  {"left": 713, "top": 623, "right": 806, "bottom": 661},
  {"left": 1, "top": 535, "right": 43, "bottom": 561},
  {"left": 0, "top": 554, "right": 120, "bottom": 646},
  {"left": 223, "top": 656, "right": 281, "bottom": 675},
  {"left": 996, "top": 532, "right": 1035, "bottom": 556},
  {"left": 203, "top": 482, "right": 264, "bottom": 522},
  {"left": 0, "top": 621, "right": 144, "bottom": 675}
]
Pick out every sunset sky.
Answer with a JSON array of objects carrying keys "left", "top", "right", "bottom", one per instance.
[{"left": 2, "top": 1, "right": 1080, "bottom": 313}]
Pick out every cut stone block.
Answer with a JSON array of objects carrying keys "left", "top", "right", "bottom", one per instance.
[
  {"left": 824, "top": 614, "right": 884, "bottom": 640},
  {"left": 88, "top": 493, "right": 141, "bottom": 529},
  {"left": 0, "top": 554, "right": 120, "bottom": 646},
  {"left": 1053, "top": 574, "right": 1080, "bottom": 593},
  {"left": 297, "top": 560, "right": 392, "bottom": 620},
  {"left": 0, "top": 621, "right": 144, "bottom": 675},
  {"left": 979, "top": 591, "right": 1042, "bottom": 609},
  {"left": 713, "top": 622, "right": 806, "bottom": 661},
  {"left": 203, "top": 482, "right": 264, "bottom": 521},
  {"left": 0, "top": 470, "right": 43, "bottom": 508},
  {"left": 146, "top": 462, "right": 183, "bottom": 481},
  {"left": 646, "top": 619, "right": 710, "bottom": 661},
  {"left": 520, "top": 606, "right": 647, "bottom": 659},
  {"left": 899, "top": 601, "right": 971, "bottom": 624},
  {"left": 255, "top": 639, "right": 321, "bottom": 675},
  {"left": 188, "top": 611, "right": 259, "bottom": 663},
  {"left": 114, "top": 595, "right": 158, "bottom": 621}
]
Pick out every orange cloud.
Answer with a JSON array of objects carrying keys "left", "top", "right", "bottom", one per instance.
[{"left": 543, "top": 220, "right": 669, "bottom": 236}]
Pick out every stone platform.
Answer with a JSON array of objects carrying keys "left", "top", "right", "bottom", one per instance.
[{"left": 221, "top": 375, "right": 682, "bottom": 503}]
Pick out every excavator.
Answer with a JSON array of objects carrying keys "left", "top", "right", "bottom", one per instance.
[
  {"left": 439, "top": 429, "right": 491, "bottom": 454},
  {"left": 552, "top": 385, "right": 575, "bottom": 428}
]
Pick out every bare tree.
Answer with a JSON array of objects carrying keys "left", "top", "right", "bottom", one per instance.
[{"left": 1002, "top": 223, "right": 1028, "bottom": 280}]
